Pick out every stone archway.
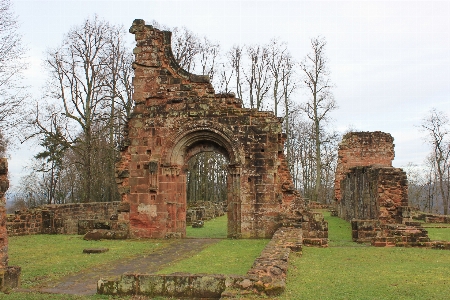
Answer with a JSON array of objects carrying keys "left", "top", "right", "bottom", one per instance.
[
  {"left": 164, "top": 128, "right": 242, "bottom": 238},
  {"left": 115, "top": 20, "right": 299, "bottom": 239}
]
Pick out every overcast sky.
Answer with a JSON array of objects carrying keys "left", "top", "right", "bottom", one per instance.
[{"left": 8, "top": 0, "right": 450, "bottom": 187}]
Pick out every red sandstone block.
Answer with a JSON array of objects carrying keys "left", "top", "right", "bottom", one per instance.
[
  {"left": 138, "top": 193, "right": 150, "bottom": 203},
  {"left": 130, "top": 169, "right": 145, "bottom": 178},
  {"left": 372, "top": 241, "right": 387, "bottom": 247},
  {"left": 128, "top": 194, "right": 139, "bottom": 204},
  {"left": 135, "top": 184, "right": 149, "bottom": 193}
]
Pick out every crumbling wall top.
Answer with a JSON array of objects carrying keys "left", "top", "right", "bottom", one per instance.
[
  {"left": 338, "top": 131, "right": 394, "bottom": 161},
  {"left": 129, "top": 19, "right": 210, "bottom": 85},
  {"left": 334, "top": 131, "right": 395, "bottom": 203}
]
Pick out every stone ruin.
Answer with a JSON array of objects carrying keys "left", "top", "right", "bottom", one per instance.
[
  {"left": 96, "top": 20, "right": 329, "bottom": 297},
  {"left": 0, "top": 159, "right": 20, "bottom": 290},
  {"left": 186, "top": 201, "right": 225, "bottom": 225},
  {"left": 334, "top": 131, "right": 406, "bottom": 223},
  {"left": 114, "top": 19, "right": 325, "bottom": 240},
  {"left": 3, "top": 19, "right": 329, "bottom": 297},
  {"left": 334, "top": 131, "right": 450, "bottom": 249}
]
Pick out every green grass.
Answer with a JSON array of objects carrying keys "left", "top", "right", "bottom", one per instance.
[
  {"left": 157, "top": 239, "right": 268, "bottom": 275},
  {"left": 282, "top": 247, "right": 450, "bottom": 300},
  {"left": 5, "top": 212, "right": 450, "bottom": 299},
  {"left": 180, "top": 215, "right": 268, "bottom": 275},
  {"left": 425, "top": 227, "right": 450, "bottom": 241},
  {"left": 0, "top": 293, "right": 109, "bottom": 299},
  {"left": 8, "top": 234, "right": 168, "bottom": 289},
  {"left": 281, "top": 212, "right": 450, "bottom": 300},
  {"left": 186, "top": 214, "right": 228, "bottom": 238},
  {"left": 324, "top": 211, "right": 367, "bottom": 248}
]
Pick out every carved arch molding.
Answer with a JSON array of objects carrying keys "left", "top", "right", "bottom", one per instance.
[{"left": 116, "top": 19, "right": 297, "bottom": 238}]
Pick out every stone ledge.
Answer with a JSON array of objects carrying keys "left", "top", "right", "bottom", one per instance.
[
  {"left": 84, "top": 229, "right": 128, "bottom": 240},
  {"left": 97, "top": 227, "right": 303, "bottom": 298}
]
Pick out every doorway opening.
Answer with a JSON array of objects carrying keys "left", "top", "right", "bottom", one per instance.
[{"left": 185, "top": 151, "right": 229, "bottom": 238}]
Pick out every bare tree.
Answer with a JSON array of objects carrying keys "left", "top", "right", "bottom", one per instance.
[
  {"left": 404, "top": 162, "right": 437, "bottom": 212},
  {"left": 279, "top": 52, "right": 296, "bottom": 169},
  {"left": 44, "top": 16, "right": 115, "bottom": 202},
  {"left": 29, "top": 17, "right": 133, "bottom": 204},
  {"left": 198, "top": 36, "right": 220, "bottom": 81},
  {"left": 216, "top": 61, "right": 234, "bottom": 94},
  {"left": 0, "top": 0, "right": 27, "bottom": 150},
  {"left": 102, "top": 25, "right": 134, "bottom": 202},
  {"left": 229, "top": 46, "right": 244, "bottom": 100},
  {"left": 171, "top": 26, "right": 201, "bottom": 73},
  {"left": 421, "top": 109, "right": 450, "bottom": 214},
  {"left": 299, "top": 36, "right": 336, "bottom": 203},
  {"left": 268, "top": 39, "right": 288, "bottom": 116},
  {"left": 244, "top": 45, "right": 271, "bottom": 110}
]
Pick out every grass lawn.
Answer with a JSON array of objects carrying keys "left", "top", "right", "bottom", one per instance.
[
  {"left": 186, "top": 214, "right": 228, "bottom": 238},
  {"left": 5, "top": 212, "right": 450, "bottom": 299},
  {"left": 281, "top": 212, "right": 450, "bottom": 300},
  {"left": 8, "top": 235, "right": 168, "bottom": 289},
  {"left": 168, "top": 215, "right": 269, "bottom": 275},
  {"left": 423, "top": 224, "right": 450, "bottom": 241},
  {"left": 157, "top": 239, "right": 268, "bottom": 275}
]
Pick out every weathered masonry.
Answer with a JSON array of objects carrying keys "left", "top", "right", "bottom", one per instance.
[
  {"left": 115, "top": 20, "right": 299, "bottom": 239},
  {"left": 0, "top": 159, "right": 21, "bottom": 290},
  {"left": 7, "top": 202, "right": 128, "bottom": 237},
  {"left": 333, "top": 132, "right": 450, "bottom": 248},
  {"left": 334, "top": 132, "right": 407, "bottom": 223},
  {"left": 334, "top": 131, "right": 395, "bottom": 205}
]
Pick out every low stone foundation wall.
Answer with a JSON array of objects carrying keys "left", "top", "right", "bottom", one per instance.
[
  {"left": 308, "top": 201, "right": 330, "bottom": 210},
  {"left": 301, "top": 212, "right": 328, "bottom": 247},
  {"left": 98, "top": 227, "right": 302, "bottom": 298},
  {"left": 372, "top": 223, "right": 430, "bottom": 247},
  {"left": 351, "top": 219, "right": 450, "bottom": 249},
  {"left": 413, "top": 212, "right": 450, "bottom": 223},
  {"left": 186, "top": 201, "right": 225, "bottom": 225},
  {"left": 6, "top": 202, "right": 124, "bottom": 236},
  {"left": 351, "top": 219, "right": 381, "bottom": 243}
]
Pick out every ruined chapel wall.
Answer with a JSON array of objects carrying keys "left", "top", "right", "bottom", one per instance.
[
  {"left": 334, "top": 131, "right": 394, "bottom": 203},
  {"left": 115, "top": 20, "right": 296, "bottom": 238},
  {"left": 7, "top": 202, "right": 121, "bottom": 236},
  {"left": 340, "top": 166, "right": 408, "bottom": 223}
]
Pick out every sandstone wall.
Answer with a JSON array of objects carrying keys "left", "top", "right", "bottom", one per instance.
[
  {"left": 116, "top": 20, "right": 298, "bottom": 239},
  {"left": 7, "top": 202, "right": 122, "bottom": 236},
  {"left": 334, "top": 131, "right": 394, "bottom": 203},
  {"left": 98, "top": 226, "right": 302, "bottom": 298},
  {"left": 340, "top": 166, "right": 408, "bottom": 223}
]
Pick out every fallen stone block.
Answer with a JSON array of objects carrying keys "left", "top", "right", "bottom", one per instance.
[{"left": 83, "top": 248, "right": 109, "bottom": 254}]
